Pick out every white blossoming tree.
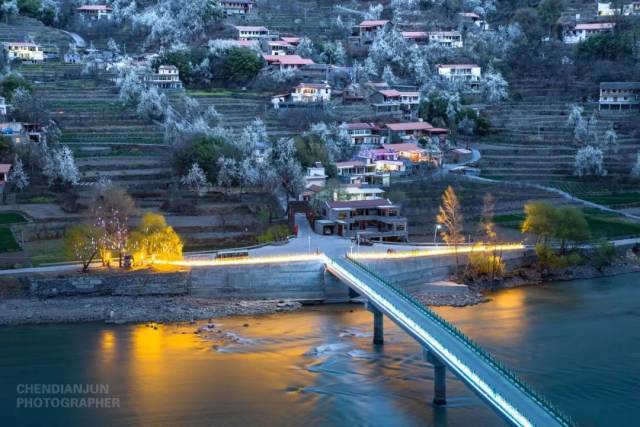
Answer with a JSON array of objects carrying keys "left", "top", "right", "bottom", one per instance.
[
  {"left": 631, "top": 152, "right": 640, "bottom": 178},
  {"left": 482, "top": 69, "right": 509, "bottom": 103},
  {"left": 7, "top": 157, "right": 29, "bottom": 190},
  {"left": 181, "top": 162, "right": 208, "bottom": 194},
  {"left": 574, "top": 146, "right": 606, "bottom": 177}
]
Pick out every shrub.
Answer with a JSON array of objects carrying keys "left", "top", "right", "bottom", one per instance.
[
  {"left": 592, "top": 240, "right": 616, "bottom": 268},
  {"left": 257, "top": 224, "right": 290, "bottom": 244},
  {"left": 469, "top": 251, "right": 505, "bottom": 277},
  {"left": 222, "top": 48, "right": 262, "bottom": 83}
]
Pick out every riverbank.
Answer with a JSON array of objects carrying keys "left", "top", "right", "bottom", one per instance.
[{"left": 0, "top": 296, "right": 302, "bottom": 326}]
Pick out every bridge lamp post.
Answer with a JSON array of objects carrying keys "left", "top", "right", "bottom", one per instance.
[{"left": 434, "top": 224, "right": 442, "bottom": 247}]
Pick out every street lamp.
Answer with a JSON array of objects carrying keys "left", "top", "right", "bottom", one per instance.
[{"left": 434, "top": 224, "right": 442, "bottom": 247}]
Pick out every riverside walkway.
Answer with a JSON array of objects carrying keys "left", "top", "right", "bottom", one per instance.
[{"left": 325, "top": 255, "right": 574, "bottom": 427}]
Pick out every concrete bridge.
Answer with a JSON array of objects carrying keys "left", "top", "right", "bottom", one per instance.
[{"left": 325, "top": 255, "right": 575, "bottom": 427}]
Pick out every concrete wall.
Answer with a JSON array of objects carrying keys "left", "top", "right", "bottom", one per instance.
[
  {"left": 27, "top": 270, "right": 190, "bottom": 298},
  {"left": 190, "top": 260, "right": 349, "bottom": 302},
  {"left": 358, "top": 248, "right": 531, "bottom": 292}
]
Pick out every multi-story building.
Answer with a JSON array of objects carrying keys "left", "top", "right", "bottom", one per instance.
[
  {"left": 370, "top": 89, "right": 421, "bottom": 117},
  {"left": 597, "top": 1, "right": 640, "bottom": 16},
  {"left": 234, "top": 25, "right": 269, "bottom": 41},
  {"left": 3, "top": 42, "right": 44, "bottom": 62},
  {"left": 343, "top": 123, "right": 385, "bottom": 145},
  {"left": 314, "top": 198, "right": 408, "bottom": 241},
  {"left": 351, "top": 20, "right": 390, "bottom": 45},
  {"left": 77, "top": 4, "right": 112, "bottom": 19},
  {"left": 599, "top": 82, "right": 640, "bottom": 110},
  {"left": 145, "top": 65, "right": 183, "bottom": 90},
  {"left": 384, "top": 121, "right": 448, "bottom": 143},
  {"left": 563, "top": 22, "right": 615, "bottom": 44},
  {"left": 436, "top": 63, "right": 482, "bottom": 88},
  {"left": 220, "top": 0, "right": 255, "bottom": 16}
]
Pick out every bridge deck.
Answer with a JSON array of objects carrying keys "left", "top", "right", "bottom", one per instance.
[{"left": 325, "top": 255, "right": 573, "bottom": 427}]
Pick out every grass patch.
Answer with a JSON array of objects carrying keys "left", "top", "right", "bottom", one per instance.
[
  {"left": 26, "top": 196, "right": 56, "bottom": 204},
  {"left": 494, "top": 210, "right": 640, "bottom": 239},
  {"left": 0, "top": 227, "right": 20, "bottom": 252},
  {"left": 0, "top": 212, "right": 27, "bottom": 224},
  {"left": 582, "top": 193, "right": 640, "bottom": 207},
  {"left": 22, "top": 239, "right": 72, "bottom": 266}
]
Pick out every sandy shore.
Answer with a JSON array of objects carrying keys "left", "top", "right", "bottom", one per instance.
[{"left": 0, "top": 296, "right": 302, "bottom": 326}]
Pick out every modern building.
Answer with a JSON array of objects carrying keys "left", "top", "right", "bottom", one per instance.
[
  {"left": 267, "top": 40, "right": 295, "bottom": 56},
  {"left": 146, "top": 65, "right": 183, "bottom": 90},
  {"left": 343, "top": 123, "right": 385, "bottom": 145},
  {"left": 369, "top": 89, "right": 421, "bottom": 117},
  {"left": 563, "top": 22, "right": 615, "bottom": 44},
  {"left": 599, "top": 82, "right": 640, "bottom": 110},
  {"left": 3, "top": 42, "right": 44, "bottom": 62},
  {"left": 220, "top": 0, "right": 255, "bottom": 16},
  {"left": 314, "top": 198, "right": 408, "bottom": 241},
  {"left": 437, "top": 64, "right": 482, "bottom": 88},
  {"left": 402, "top": 31, "right": 463, "bottom": 48},
  {"left": 77, "top": 4, "right": 112, "bottom": 19},
  {"left": 234, "top": 25, "right": 269, "bottom": 41}
]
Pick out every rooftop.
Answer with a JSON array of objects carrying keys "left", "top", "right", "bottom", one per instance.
[
  {"left": 327, "top": 198, "right": 396, "bottom": 209},
  {"left": 600, "top": 82, "right": 640, "bottom": 90},
  {"left": 77, "top": 5, "right": 112, "bottom": 11},
  {"left": 382, "top": 143, "right": 424, "bottom": 152},
  {"left": 575, "top": 22, "right": 615, "bottom": 30},
  {"left": 385, "top": 122, "right": 434, "bottom": 131},
  {"left": 0, "top": 164, "right": 11, "bottom": 174},
  {"left": 358, "top": 20, "right": 390, "bottom": 28},
  {"left": 234, "top": 25, "right": 268, "bottom": 32}
]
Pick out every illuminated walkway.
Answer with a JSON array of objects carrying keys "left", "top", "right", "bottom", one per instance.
[{"left": 325, "top": 255, "right": 574, "bottom": 427}]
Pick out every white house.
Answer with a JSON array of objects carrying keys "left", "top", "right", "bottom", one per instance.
[
  {"left": 0, "top": 97, "right": 8, "bottom": 116},
  {"left": 304, "top": 162, "right": 328, "bottom": 188},
  {"left": 3, "top": 42, "right": 44, "bottom": 62},
  {"left": 234, "top": 25, "right": 269, "bottom": 41},
  {"left": 597, "top": 2, "right": 640, "bottom": 16},
  {"left": 146, "top": 65, "right": 183, "bottom": 90},
  {"left": 427, "top": 31, "right": 463, "bottom": 48},
  {"left": 344, "top": 123, "right": 385, "bottom": 145},
  {"left": 437, "top": 64, "right": 482, "bottom": 87},
  {"left": 599, "top": 82, "right": 640, "bottom": 110},
  {"left": 563, "top": 22, "right": 616, "bottom": 44},
  {"left": 267, "top": 40, "right": 295, "bottom": 56},
  {"left": 77, "top": 4, "right": 112, "bottom": 19},
  {"left": 458, "top": 12, "right": 490, "bottom": 30},
  {"left": 291, "top": 82, "right": 331, "bottom": 103}
]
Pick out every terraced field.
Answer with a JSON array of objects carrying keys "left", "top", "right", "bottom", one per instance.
[
  {"left": 477, "top": 79, "right": 640, "bottom": 182},
  {"left": 0, "top": 16, "right": 72, "bottom": 48}
]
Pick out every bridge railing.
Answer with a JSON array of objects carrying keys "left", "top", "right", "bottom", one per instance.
[{"left": 341, "top": 255, "right": 576, "bottom": 427}]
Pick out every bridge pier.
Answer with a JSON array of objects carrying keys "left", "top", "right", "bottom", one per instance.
[
  {"left": 366, "top": 301, "right": 384, "bottom": 345},
  {"left": 425, "top": 349, "right": 447, "bottom": 406}
]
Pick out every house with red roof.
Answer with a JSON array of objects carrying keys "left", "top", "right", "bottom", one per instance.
[
  {"left": 351, "top": 20, "right": 391, "bottom": 45},
  {"left": 384, "top": 121, "right": 448, "bottom": 143},
  {"left": 263, "top": 54, "right": 314, "bottom": 71},
  {"left": 402, "top": 31, "right": 463, "bottom": 48},
  {"left": 563, "top": 22, "right": 616, "bottom": 44},
  {"left": 343, "top": 123, "right": 386, "bottom": 145},
  {"left": 370, "top": 89, "right": 421, "bottom": 117}
]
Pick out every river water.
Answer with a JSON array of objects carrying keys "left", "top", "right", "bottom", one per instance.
[{"left": 1, "top": 274, "right": 639, "bottom": 427}]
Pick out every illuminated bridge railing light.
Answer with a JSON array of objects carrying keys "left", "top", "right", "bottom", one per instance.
[{"left": 341, "top": 255, "right": 576, "bottom": 427}]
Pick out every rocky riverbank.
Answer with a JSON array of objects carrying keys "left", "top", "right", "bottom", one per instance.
[{"left": 0, "top": 296, "right": 302, "bottom": 326}]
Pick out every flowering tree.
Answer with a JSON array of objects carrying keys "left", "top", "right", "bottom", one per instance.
[
  {"left": 7, "top": 156, "right": 28, "bottom": 190},
  {"left": 180, "top": 162, "right": 208, "bottom": 193},
  {"left": 216, "top": 156, "right": 239, "bottom": 194},
  {"left": 382, "top": 65, "right": 398, "bottom": 85},
  {"left": 271, "top": 138, "right": 304, "bottom": 198},
  {"left": 118, "top": 69, "right": 144, "bottom": 106},
  {"left": 43, "top": 146, "right": 79, "bottom": 187},
  {"left": 127, "top": 212, "right": 183, "bottom": 265},
  {"left": 64, "top": 224, "right": 101, "bottom": 272},
  {"left": 364, "top": 4, "right": 383, "bottom": 19},
  {"left": 320, "top": 41, "right": 346, "bottom": 65},
  {"left": 482, "top": 69, "right": 508, "bottom": 103},
  {"left": 137, "top": 88, "right": 169, "bottom": 121},
  {"left": 295, "top": 37, "right": 315, "bottom": 58},
  {"left": 238, "top": 118, "right": 269, "bottom": 156},
  {"left": 574, "top": 146, "right": 606, "bottom": 177}
]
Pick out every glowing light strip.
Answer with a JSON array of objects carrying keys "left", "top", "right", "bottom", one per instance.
[
  {"left": 158, "top": 254, "right": 324, "bottom": 267},
  {"left": 351, "top": 244, "right": 526, "bottom": 260},
  {"left": 325, "top": 255, "right": 543, "bottom": 427}
]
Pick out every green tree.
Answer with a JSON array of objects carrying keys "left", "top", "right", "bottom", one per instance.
[
  {"left": 128, "top": 212, "right": 183, "bottom": 265},
  {"left": 222, "top": 48, "right": 262, "bottom": 83},
  {"left": 521, "top": 202, "right": 557, "bottom": 242},
  {"left": 1, "top": 73, "right": 31, "bottom": 100},
  {"left": 553, "top": 206, "right": 590, "bottom": 253}
]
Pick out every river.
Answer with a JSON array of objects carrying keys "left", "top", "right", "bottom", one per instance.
[{"left": 1, "top": 274, "right": 639, "bottom": 427}]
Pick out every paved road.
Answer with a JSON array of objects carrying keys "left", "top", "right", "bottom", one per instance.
[
  {"left": 326, "top": 256, "right": 571, "bottom": 427},
  {"left": 60, "top": 30, "right": 86, "bottom": 48}
]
